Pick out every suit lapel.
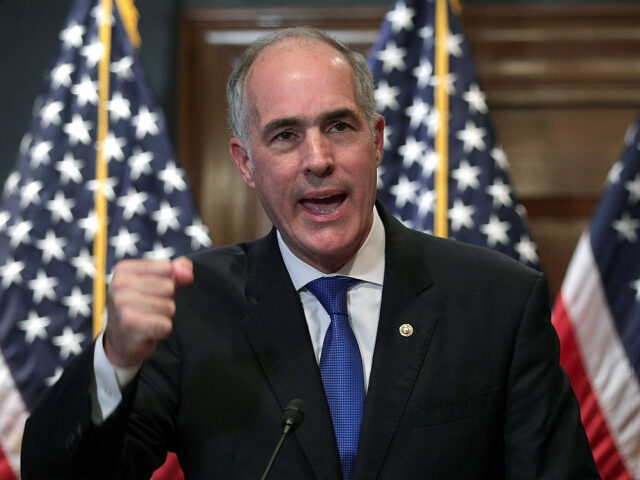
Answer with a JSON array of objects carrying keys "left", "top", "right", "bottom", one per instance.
[
  {"left": 238, "top": 231, "right": 342, "bottom": 480},
  {"left": 354, "top": 206, "right": 439, "bottom": 480}
]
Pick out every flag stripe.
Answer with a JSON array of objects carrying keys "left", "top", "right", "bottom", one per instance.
[
  {"left": 554, "top": 296, "right": 632, "bottom": 480},
  {"left": 558, "top": 232, "right": 640, "bottom": 478},
  {"left": 0, "top": 352, "right": 28, "bottom": 476}
]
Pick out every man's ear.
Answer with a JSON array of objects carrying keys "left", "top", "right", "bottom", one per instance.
[
  {"left": 229, "top": 138, "right": 255, "bottom": 188},
  {"left": 374, "top": 114, "right": 385, "bottom": 167}
]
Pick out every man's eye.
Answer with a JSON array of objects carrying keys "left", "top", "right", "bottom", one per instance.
[
  {"left": 331, "top": 121, "right": 350, "bottom": 133},
  {"left": 274, "top": 131, "right": 294, "bottom": 142}
]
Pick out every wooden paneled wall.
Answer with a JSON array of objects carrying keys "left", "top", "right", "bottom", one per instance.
[{"left": 177, "top": 5, "right": 640, "bottom": 295}]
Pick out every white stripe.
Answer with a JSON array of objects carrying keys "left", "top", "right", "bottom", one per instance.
[
  {"left": 562, "top": 232, "right": 640, "bottom": 477},
  {"left": 0, "top": 351, "right": 28, "bottom": 478}
]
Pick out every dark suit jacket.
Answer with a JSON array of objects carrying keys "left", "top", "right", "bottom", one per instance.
[{"left": 22, "top": 204, "right": 599, "bottom": 479}]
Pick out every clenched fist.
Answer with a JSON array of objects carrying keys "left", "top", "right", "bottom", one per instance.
[{"left": 104, "top": 256, "right": 194, "bottom": 367}]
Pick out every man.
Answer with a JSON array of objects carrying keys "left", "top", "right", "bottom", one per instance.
[{"left": 22, "top": 27, "right": 599, "bottom": 479}]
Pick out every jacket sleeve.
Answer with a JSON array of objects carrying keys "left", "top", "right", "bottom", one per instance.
[
  {"left": 21, "top": 332, "right": 180, "bottom": 480},
  {"left": 504, "top": 272, "right": 600, "bottom": 479}
]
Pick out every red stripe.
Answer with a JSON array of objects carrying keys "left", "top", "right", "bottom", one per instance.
[
  {"left": 152, "top": 452, "right": 184, "bottom": 480},
  {"left": 0, "top": 446, "right": 18, "bottom": 480},
  {"left": 552, "top": 295, "right": 632, "bottom": 480}
]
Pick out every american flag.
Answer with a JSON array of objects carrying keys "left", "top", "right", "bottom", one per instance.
[
  {"left": 552, "top": 117, "right": 640, "bottom": 479},
  {"left": 367, "top": 0, "right": 539, "bottom": 269},
  {"left": 0, "top": 0, "right": 210, "bottom": 477}
]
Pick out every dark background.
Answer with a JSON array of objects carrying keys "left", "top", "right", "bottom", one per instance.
[{"left": 0, "top": 0, "right": 634, "bottom": 193}]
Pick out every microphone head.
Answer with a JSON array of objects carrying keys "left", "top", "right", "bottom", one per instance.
[{"left": 281, "top": 399, "right": 306, "bottom": 433}]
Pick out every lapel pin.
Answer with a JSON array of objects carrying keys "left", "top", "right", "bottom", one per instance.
[{"left": 399, "top": 323, "right": 414, "bottom": 337}]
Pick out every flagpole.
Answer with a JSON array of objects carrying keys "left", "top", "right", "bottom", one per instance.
[
  {"left": 434, "top": 0, "right": 449, "bottom": 238},
  {"left": 92, "top": 0, "right": 114, "bottom": 338}
]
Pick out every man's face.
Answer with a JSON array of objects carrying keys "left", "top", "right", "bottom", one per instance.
[{"left": 230, "top": 38, "right": 384, "bottom": 273}]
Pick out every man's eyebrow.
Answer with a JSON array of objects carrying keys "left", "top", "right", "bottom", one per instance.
[
  {"left": 262, "top": 117, "right": 302, "bottom": 136},
  {"left": 321, "top": 108, "right": 359, "bottom": 122}
]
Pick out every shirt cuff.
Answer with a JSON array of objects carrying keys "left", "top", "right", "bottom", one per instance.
[{"left": 91, "top": 331, "right": 141, "bottom": 424}]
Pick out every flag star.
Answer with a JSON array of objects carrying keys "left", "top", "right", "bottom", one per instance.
[
  {"left": 152, "top": 201, "right": 182, "bottom": 235},
  {"left": 376, "top": 164, "right": 386, "bottom": 188},
  {"left": 456, "top": 120, "right": 486, "bottom": 153},
  {"left": 624, "top": 174, "right": 640, "bottom": 203},
  {"left": 418, "top": 25, "right": 434, "bottom": 41},
  {"left": 79, "top": 38, "right": 104, "bottom": 68},
  {"left": 487, "top": 178, "right": 513, "bottom": 208},
  {"left": 56, "top": 153, "right": 84, "bottom": 184},
  {"left": 111, "top": 56, "right": 134, "bottom": 81},
  {"left": 45, "top": 367, "right": 64, "bottom": 387},
  {"left": 62, "top": 287, "right": 92, "bottom": 318},
  {"left": 51, "top": 62, "right": 75, "bottom": 89},
  {"left": 132, "top": 106, "right": 160, "bottom": 139},
  {"left": 451, "top": 159, "right": 481, "bottom": 191},
  {"left": 447, "top": 33, "right": 464, "bottom": 57},
  {"left": 413, "top": 59, "right": 433, "bottom": 89},
  {"left": 491, "top": 146, "right": 509, "bottom": 170},
  {"left": 59, "top": 22, "right": 85, "bottom": 49},
  {"left": 612, "top": 212, "right": 639, "bottom": 243},
  {"left": 40, "top": 100, "right": 64, "bottom": 127},
  {"left": 18, "top": 311, "right": 50, "bottom": 343},
  {"left": 0, "top": 258, "right": 25, "bottom": 288},
  {"left": 20, "top": 180, "right": 43, "bottom": 208},
  {"left": 47, "top": 191, "right": 76, "bottom": 224},
  {"left": 103, "top": 132, "right": 126, "bottom": 161},
  {"left": 376, "top": 41, "right": 407, "bottom": 74},
  {"left": 386, "top": 1, "right": 414, "bottom": 33},
  {"left": 63, "top": 113, "right": 93, "bottom": 145},
  {"left": 480, "top": 215, "right": 511, "bottom": 247},
  {"left": 158, "top": 162, "right": 187, "bottom": 193},
  {"left": 128, "top": 147, "right": 154, "bottom": 179},
  {"left": 30, "top": 140, "right": 54, "bottom": 168},
  {"left": 429, "top": 72, "right": 457, "bottom": 95},
  {"left": 71, "top": 248, "right": 96, "bottom": 280},
  {"left": 19, "top": 133, "right": 33, "bottom": 156},
  {"left": 625, "top": 124, "right": 638, "bottom": 147},
  {"left": 375, "top": 80, "right": 400, "bottom": 112},
  {"left": 71, "top": 75, "right": 99, "bottom": 107},
  {"left": 52, "top": 327, "right": 85, "bottom": 360},
  {"left": 87, "top": 177, "right": 118, "bottom": 201},
  {"left": 143, "top": 241, "right": 176, "bottom": 260},
  {"left": 0, "top": 211, "right": 8, "bottom": 231},
  {"left": 108, "top": 91, "right": 131, "bottom": 122},
  {"left": 398, "top": 137, "right": 426, "bottom": 169},
  {"left": 186, "top": 219, "right": 212, "bottom": 249},
  {"left": 449, "top": 199, "right": 476, "bottom": 232},
  {"left": 515, "top": 235, "right": 539, "bottom": 265},
  {"left": 110, "top": 227, "right": 141, "bottom": 258},
  {"left": 29, "top": 270, "right": 59, "bottom": 303},
  {"left": 117, "top": 188, "right": 148, "bottom": 220},
  {"left": 79, "top": 210, "right": 99, "bottom": 242},
  {"left": 417, "top": 189, "right": 436, "bottom": 217},
  {"left": 421, "top": 149, "right": 439, "bottom": 177},
  {"left": 405, "top": 98, "right": 429, "bottom": 129},
  {"left": 7, "top": 219, "right": 33, "bottom": 248},
  {"left": 91, "top": 4, "right": 114, "bottom": 26},
  {"left": 425, "top": 107, "right": 440, "bottom": 137},
  {"left": 3, "top": 171, "right": 20, "bottom": 198},
  {"left": 36, "top": 230, "right": 66, "bottom": 263},
  {"left": 463, "top": 83, "right": 488, "bottom": 115},
  {"left": 606, "top": 161, "right": 623, "bottom": 186},
  {"left": 382, "top": 125, "right": 393, "bottom": 151},
  {"left": 389, "top": 176, "right": 420, "bottom": 209},
  {"left": 631, "top": 278, "right": 640, "bottom": 301}
]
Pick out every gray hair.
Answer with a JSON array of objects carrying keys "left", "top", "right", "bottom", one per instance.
[{"left": 226, "top": 26, "right": 378, "bottom": 156}]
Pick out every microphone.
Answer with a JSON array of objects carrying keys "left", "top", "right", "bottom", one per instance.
[{"left": 260, "top": 399, "right": 306, "bottom": 480}]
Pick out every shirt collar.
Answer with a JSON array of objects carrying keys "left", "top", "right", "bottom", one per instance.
[{"left": 277, "top": 207, "right": 386, "bottom": 291}]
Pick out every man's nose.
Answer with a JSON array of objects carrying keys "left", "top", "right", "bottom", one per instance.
[{"left": 303, "top": 130, "right": 334, "bottom": 177}]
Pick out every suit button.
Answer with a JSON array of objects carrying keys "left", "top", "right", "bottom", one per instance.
[{"left": 399, "top": 323, "right": 414, "bottom": 337}]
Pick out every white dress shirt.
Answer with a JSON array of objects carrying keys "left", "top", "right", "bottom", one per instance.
[{"left": 92, "top": 208, "right": 385, "bottom": 421}]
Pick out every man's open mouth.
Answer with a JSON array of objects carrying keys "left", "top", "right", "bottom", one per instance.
[{"left": 300, "top": 194, "right": 346, "bottom": 214}]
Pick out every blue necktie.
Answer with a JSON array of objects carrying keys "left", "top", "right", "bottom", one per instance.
[{"left": 306, "top": 276, "right": 364, "bottom": 480}]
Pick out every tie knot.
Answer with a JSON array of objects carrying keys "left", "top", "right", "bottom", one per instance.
[{"left": 306, "top": 276, "right": 360, "bottom": 317}]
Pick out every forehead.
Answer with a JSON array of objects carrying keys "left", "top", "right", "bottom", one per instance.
[{"left": 244, "top": 38, "right": 359, "bottom": 124}]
